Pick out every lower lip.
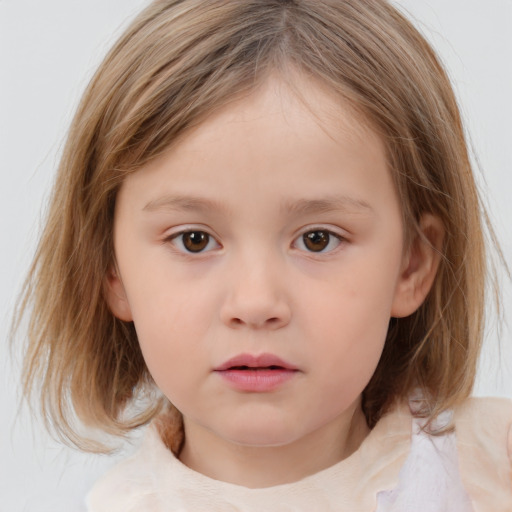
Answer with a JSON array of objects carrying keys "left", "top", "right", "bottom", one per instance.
[{"left": 215, "top": 369, "right": 298, "bottom": 392}]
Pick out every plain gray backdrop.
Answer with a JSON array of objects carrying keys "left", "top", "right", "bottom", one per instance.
[{"left": 1, "top": 1, "right": 511, "bottom": 511}]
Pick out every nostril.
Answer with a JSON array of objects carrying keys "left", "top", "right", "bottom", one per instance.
[{"left": 230, "top": 316, "right": 281, "bottom": 328}]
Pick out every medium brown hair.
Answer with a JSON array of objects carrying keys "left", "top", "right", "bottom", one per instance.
[{"left": 16, "top": 0, "right": 496, "bottom": 449}]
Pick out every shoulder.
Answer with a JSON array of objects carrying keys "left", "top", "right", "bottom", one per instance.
[
  {"left": 85, "top": 426, "right": 169, "bottom": 512},
  {"left": 454, "top": 397, "right": 512, "bottom": 512},
  {"left": 376, "top": 397, "right": 512, "bottom": 512},
  {"left": 454, "top": 395, "right": 512, "bottom": 426},
  {"left": 453, "top": 396, "right": 512, "bottom": 458},
  {"left": 85, "top": 451, "right": 155, "bottom": 512}
]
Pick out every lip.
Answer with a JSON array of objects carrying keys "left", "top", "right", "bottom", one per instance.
[
  {"left": 213, "top": 353, "right": 299, "bottom": 392},
  {"left": 214, "top": 353, "right": 298, "bottom": 371}
]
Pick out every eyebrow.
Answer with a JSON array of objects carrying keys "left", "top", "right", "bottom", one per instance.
[
  {"left": 143, "top": 195, "right": 228, "bottom": 214},
  {"left": 142, "top": 194, "right": 374, "bottom": 215},
  {"left": 281, "top": 196, "right": 374, "bottom": 216}
]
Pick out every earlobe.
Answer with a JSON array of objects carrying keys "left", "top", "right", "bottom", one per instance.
[
  {"left": 391, "top": 214, "right": 445, "bottom": 318},
  {"left": 105, "top": 265, "right": 133, "bottom": 322}
]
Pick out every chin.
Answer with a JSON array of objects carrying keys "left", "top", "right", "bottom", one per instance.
[{"left": 219, "top": 419, "right": 302, "bottom": 448}]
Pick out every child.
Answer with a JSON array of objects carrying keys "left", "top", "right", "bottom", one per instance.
[{"left": 16, "top": 0, "right": 511, "bottom": 510}]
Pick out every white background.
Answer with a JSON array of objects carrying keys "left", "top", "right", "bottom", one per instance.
[{"left": 1, "top": 1, "right": 511, "bottom": 511}]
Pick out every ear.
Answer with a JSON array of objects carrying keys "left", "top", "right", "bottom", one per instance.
[
  {"left": 105, "top": 265, "right": 133, "bottom": 322},
  {"left": 391, "top": 214, "right": 444, "bottom": 318}
]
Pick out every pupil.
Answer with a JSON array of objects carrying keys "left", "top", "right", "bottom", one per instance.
[
  {"left": 304, "top": 231, "right": 329, "bottom": 252},
  {"left": 184, "top": 231, "right": 208, "bottom": 252}
]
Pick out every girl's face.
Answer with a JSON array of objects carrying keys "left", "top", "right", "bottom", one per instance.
[{"left": 109, "top": 76, "right": 412, "bottom": 452}]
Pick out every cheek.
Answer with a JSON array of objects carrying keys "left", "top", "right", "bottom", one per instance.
[
  {"left": 308, "top": 292, "right": 388, "bottom": 371},
  {"left": 123, "top": 273, "right": 214, "bottom": 381},
  {"left": 127, "top": 273, "right": 238, "bottom": 394},
  {"left": 139, "top": 294, "right": 202, "bottom": 333},
  {"left": 132, "top": 306, "right": 204, "bottom": 406},
  {"left": 304, "top": 292, "right": 388, "bottom": 407},
  {"left": 302, "top": 244, "right": 402, "bottom": 371}
]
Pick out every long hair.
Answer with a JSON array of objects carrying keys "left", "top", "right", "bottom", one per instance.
[{"left": 16, "top": 0, "right": 494, "bottom": 449}]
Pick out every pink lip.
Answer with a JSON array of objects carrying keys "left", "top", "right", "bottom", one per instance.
[
  {"left": 214, "top": 353, "right": 297, "bottom": 371},
  {"left": 214, "top": 353, "right": 299, "bottom": 392}
]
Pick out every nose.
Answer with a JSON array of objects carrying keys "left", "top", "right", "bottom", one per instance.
[{"left": 219, "top": 253, "right": 291, "bottom": 331}]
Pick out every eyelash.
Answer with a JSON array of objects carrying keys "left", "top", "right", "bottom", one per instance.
[{"left": 165, "top": 227, "right": 346, "bottom": 255}]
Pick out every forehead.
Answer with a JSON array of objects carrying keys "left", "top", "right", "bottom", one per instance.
[
  {"left": 117, "top": 74, "right": 397, "bottom": 221},
  {"left": 179, "top": 75, "right": 378, "bottom": 160}
]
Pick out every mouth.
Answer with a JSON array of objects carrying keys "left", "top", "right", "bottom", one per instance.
[
  {"left": 227, "top": 365, "right": 288, "bottom": 371},
  {"left": 214, "top": 353, "right": 298, "bottom": 372},
  {"left": 214, "top": 353, "right": 299, "bottom": 392}
]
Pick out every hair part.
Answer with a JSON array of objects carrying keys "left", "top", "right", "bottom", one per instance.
[{"left": 16, "top": 0, "right": 496, "bottom": 450}]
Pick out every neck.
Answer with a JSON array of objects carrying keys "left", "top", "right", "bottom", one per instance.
[{"left": 178, "top": 400, "right": 370, "bottom": 488}]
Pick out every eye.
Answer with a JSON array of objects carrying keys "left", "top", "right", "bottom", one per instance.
[
  {"left": 169, "top": 230, "right": 220, "bottom": 253},
  {"left": 295, "top": 229, "right": 343, "bottom": 253}
]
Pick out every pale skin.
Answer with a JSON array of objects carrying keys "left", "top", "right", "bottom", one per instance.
[{"left": 106, "top": 75, "right": 444, "bottom": 488}]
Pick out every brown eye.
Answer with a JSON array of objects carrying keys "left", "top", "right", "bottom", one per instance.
[
  {"left": 169, "top": 229, "right": 220, "bottom": 255},
  {"left": 303, "top": 230, "right": 331, "bottom": 252},
  {"left": 181, "top": 231, "right": 210, "bottom": 252}
]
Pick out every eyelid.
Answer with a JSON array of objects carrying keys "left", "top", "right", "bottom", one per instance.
[
  {"left": 162, "top": 224, "right": 219, "bottom": 240},
  {"left": 296, "top": 224, "right": 348, "bottom": 240}
]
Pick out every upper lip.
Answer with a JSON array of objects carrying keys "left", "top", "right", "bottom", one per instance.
[{"left": 214, "top": 353, "right": 298, "bottom": 371}]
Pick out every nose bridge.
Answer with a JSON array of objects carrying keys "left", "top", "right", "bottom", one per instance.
[{"left": 220, "top": 243, "right": 291, "bottom": 330}]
